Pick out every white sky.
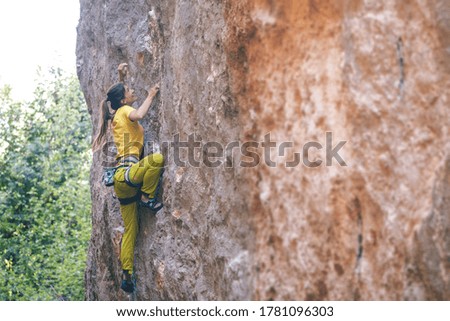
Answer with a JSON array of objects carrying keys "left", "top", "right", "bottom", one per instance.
[{"left": 0, "top": 0, "right": 80, "bottom": 100}]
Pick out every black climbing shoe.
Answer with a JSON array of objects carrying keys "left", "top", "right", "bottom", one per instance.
[
  {"left": 121, "top": 279, "right": 135, "bottom": 293},
  {"left": 121, "top": 271, "right": 135, "bottom": 293},
  {"left": 139, "top": 198, "right": 163, "bottom": 212}
]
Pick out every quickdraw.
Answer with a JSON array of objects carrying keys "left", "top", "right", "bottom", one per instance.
[{"left": 102, "top": 164, "right": 127, "bottom": 186}]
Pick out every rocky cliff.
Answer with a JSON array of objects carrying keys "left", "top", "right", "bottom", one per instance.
[{"left": 76, "top": 0, "right": 449, "bottom": 300}]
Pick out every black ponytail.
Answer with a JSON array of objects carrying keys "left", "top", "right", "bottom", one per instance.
[{"left": 92, "top": 83, "right": 126, "bottom": 151}]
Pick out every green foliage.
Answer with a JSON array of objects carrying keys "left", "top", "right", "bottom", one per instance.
[{"left": 0, "top": 68, "right": 92, "bottom": 300}]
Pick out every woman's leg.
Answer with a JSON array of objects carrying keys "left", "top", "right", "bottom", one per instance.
[
  {"left": 127, "top": 153, "right": 164, "bottom": 198},
  {"left": 119, "top": 202, "right": 138, "bottom": 274},
  {"left": 114, "top": 168, "right": 140, "bottom": 274}
]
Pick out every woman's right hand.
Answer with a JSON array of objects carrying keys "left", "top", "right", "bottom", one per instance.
[
  {"left": 129, "top": 84, "right": 161, "bottom": 121},
  {"left": 148, "top": 84, "right": 160, "bottom": 97},
  {"left": 118, "top": 63, "right": 128, "bottom": 81}
]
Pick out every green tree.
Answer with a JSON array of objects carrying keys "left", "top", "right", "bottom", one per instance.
[{"left": 0, "top": 68, "right": 92, "bottom": 300}]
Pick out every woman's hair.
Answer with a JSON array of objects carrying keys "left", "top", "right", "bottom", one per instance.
[{"left": 92, "top": 83, "right": 126, "bottom": 151}]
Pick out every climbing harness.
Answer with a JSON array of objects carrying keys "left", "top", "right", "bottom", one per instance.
[
  {"left": 117, "top": 192, "right": 141, "bottom": 205},
  {"left": 102, "top": 156, "right": 142, "bottom": 205},
  {"left": 118, "top": 155, "right": 140, "bottom": 164},
  {"left": 102, "top": 156, "right": 140, "bottom": 187},
  {"left": 103, "top": 155, "right": 163, "bottom": 209}
]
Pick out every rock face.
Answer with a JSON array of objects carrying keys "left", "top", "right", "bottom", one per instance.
[{"left": 76, "top": 0, "right": 449, "bottom": 300}]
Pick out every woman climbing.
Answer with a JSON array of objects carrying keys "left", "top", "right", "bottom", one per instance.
[{"left": 92, "top": 63, "right": 164, "bottom": 293}]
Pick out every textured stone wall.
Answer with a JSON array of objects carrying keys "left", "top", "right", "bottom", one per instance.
[
  {"left": 77, "top": 0, "right": 252, "bottom": 301},
  {"left": 77, "top": 0, "right": 449, "bottom": 300}
]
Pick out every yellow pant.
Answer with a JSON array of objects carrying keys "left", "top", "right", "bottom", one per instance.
[{"left": 113, "top": 153, "right": 164, "bottom": 273}]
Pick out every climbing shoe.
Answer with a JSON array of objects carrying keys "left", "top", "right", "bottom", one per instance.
[
  {"left": 121, "top": 271, "right": 135, "bottom": 293},
  {"left": 139, "top": 198, "right": 163, "bottom": 212},
  {"left": 121, "top": 279, "right": 135, "bottom": 293}
]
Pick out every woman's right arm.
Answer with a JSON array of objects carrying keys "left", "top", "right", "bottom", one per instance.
[{"left": 129, "top": 85, "right": 160, "bottom": 121}]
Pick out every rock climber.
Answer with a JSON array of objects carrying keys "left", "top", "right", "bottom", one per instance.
[{"left": 92, "top": 63, "right": 164, "bottom": 293}]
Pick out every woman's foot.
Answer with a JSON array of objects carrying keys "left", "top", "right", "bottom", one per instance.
[
  {"left": 121, "top": 271, "right": 134, "bottom": 293},
  {"left": 139, "top": 194, "right": 163, "bottom": 212}
]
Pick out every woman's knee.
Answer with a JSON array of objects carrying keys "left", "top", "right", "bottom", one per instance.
[
  {"left": 152, "top": 153, "right": 164, "bottom": 167},
  {"left": 142, "top": 153, "right": 164, "bottom": 168}
]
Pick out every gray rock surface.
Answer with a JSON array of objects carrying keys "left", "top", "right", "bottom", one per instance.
[{"left": 77, "top": 0, "right": 449, "bottom": 300}]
